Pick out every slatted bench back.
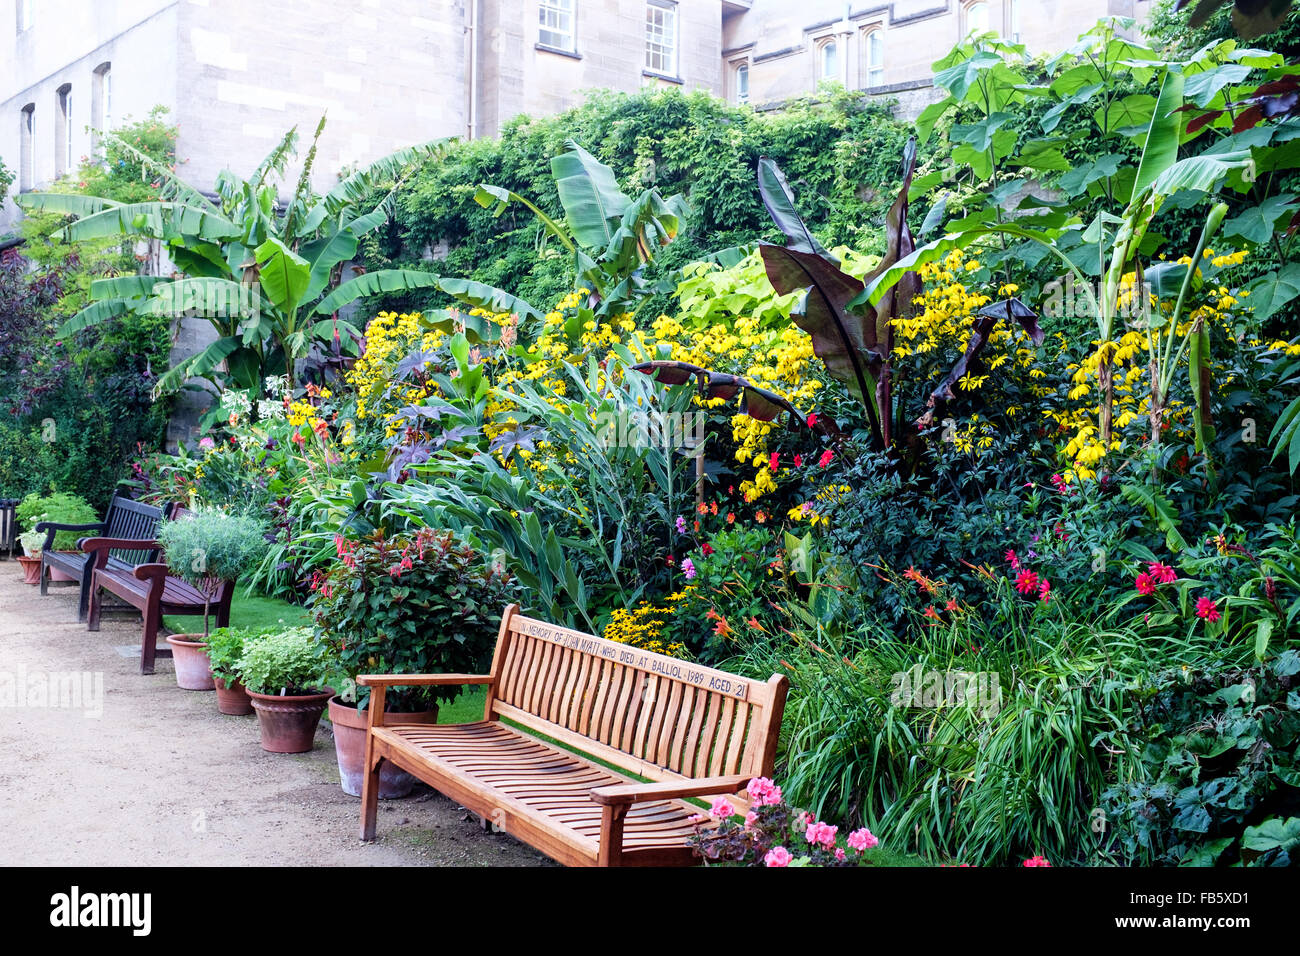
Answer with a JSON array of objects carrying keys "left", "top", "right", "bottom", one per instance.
[
  {"left": 487, "top": 608, "right": 787, "bottom": 797},
  {"left": 103, "top": 496, "right": 166, "bottom": 565}
]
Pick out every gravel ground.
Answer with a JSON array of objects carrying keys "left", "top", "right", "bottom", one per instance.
[{"left": 0, "top": 568, "right": 552, "bottom": 867}]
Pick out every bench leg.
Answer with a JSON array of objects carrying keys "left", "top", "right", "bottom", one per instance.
[
  {"left": 360, "top": 751, "right": 383, "bottom": 842},
  {"left": 140, "top": 601, "right": 161, "bottom": 675},
  {"left": 77, "top": 562, "right": 95, "bottom": 622},
  {"left": 597, "top": 804, "right": 627, "bottom": 867},
  {"left": 87, "top": 579, "right": 102, "bottom": 632},
  {"left": 39, "top": 558, "right": 49, "bottom": 596}
]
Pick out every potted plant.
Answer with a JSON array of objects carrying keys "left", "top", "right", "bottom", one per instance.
[
  {"left": 311, "top": 527, "right": 518, "bottom": 797},
  {"left": 16, "top": 530, "right": 45, "bottom": 584},
  {"left": 237, "top": 626, "right": 333, "bottom": 753},
  {"left": 155, "top": 508, "right": 269, "bottom": 691},
  {"left": 18, "top": 492, "right": 99, "bottom": 581},
  {"left": 206, "top": 626, "right": 255, "bottom": 715}
]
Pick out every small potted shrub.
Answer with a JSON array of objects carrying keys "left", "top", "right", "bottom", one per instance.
[
  {"left": 311, "top": 528, "right": 518, "bottom": 797},
  {"left": 205, "top": 626, "right": 256, "bottom": 715},
  {"left": 20, "top": 492, "right": 99, "bottom": 582},
  {"left": 156, "top": 508, "right": 269, "bottom": 691},
  {"left": 16, "top": 530, "right": 45, "bottom": 584},
  {"left": 237, "top": 626, "right": 332, "bottom": 753}
]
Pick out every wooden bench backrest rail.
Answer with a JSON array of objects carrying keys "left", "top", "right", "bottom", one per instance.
[
  {"left": 485, "top": 606, "right": 786, "bottom": 802},
  {"left": 102, "top": 497, "right": 168, "bottom": 565}
]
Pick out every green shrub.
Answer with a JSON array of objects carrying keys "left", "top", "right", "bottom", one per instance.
[
  {"left": 205, "top": 625, "right": 257, "bottom": 685},
  {"left": 311, "top": 527, "right": 519, "bottom": 712},
  {"left": 157, "top": 508, "right": 270, "bottom": 586},
  {"left": 16, "top": 491, "right": 100, "bottom": 549},
  {"left": 237, "top": 626, "right": 324, "bottom": 696}
]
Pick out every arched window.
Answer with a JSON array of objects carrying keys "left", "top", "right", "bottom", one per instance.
[
  {"left": 965, "top": 1, "right": 989, "bottom": 36},
  {"left": 736, "top": 62, "right": 749, "bottom": 104},
  {"left": 56, "top": 84, "right": 72, "bottom": 177},
  {"left": 20, "top": 104, "right": 35, "bottom": 191},
  {"left": 1009, "top": 0, "right": 1022, "bottom": 42},
  {"left": 864, "top": 30, "right": 884, "bottom": 87},
  {"left": 820, "top": 39, "right": 838, "bottom": 82},
  {"left": 93, "top": 63, "right": 111, "bottom": 158}
]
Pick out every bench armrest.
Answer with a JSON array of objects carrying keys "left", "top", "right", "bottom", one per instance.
[
  {"left": 81, "top": 536, "right": 161, "bottom": 553},
  {"left": 357, "top": 674, "right": 494, "bottom": 687},
  {"left": 132, "top": 562, "right": 170, "bottom": 585},
  {"left": 589, "top": 774, "right": 753, "bottom": 807},
  {"left": 35, "top": 520, "right": 106, "bottom": 550}
]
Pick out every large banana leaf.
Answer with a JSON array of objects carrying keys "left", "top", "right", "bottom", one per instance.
[
  {"left": 58, "top": 298, "right": 133, "bottom": 337},
  {"left": 51, "top": 202, "right": 242, "bottom": 243},
  {"left": 474, "top": 184, "right": 574, "bottom": 252},
  {"left": 304, "top": 139, "right": 450, "bottom": 232},
  {"left": 89, "top": 275, "right": 172, "bottom": 300},
  {"left": 600, "top": 189, "right": 684, "bottom": 275},
  {"left": 101, "top": 131, "right": 221, "bottom": 213},
  {"left": 551, "top": 140, "right": 631, "bottom": 252},
  {"left": 255, "top": 237, "right": 311, "bottom": 317},
  {"left": 433, "top": 277, "right": 544, "bottom": 322},
  {"left": 14, "top": 193, "right": 121, "bottom": 217},
  {"left": 312, "top": 269, "right": 446, "bottom": 315},
  {"left": 756, "top": 158, "right": 830, "bottom": 257},
  {"left": 153, "top": 335, "right": 244, "bottom": 394},
  {"left": 301, "top": 208, "right": 391, "bottom": 301},
  {"left": 1133, "top": 71, "right": 1187, "bottom": 201}
]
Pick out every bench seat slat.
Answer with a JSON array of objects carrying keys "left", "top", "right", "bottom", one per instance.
[{"left": 372, "top": 721, "right": 701, "bottom": 867}]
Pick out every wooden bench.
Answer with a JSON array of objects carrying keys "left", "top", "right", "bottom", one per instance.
[
  {"left": 36, "top": 495, "right": 170, "bottom": 621},
  {"left": 84, "top": 507, "right": 234, "bottom": 675},
  {"left": 358, "top": 604, "right": 788, "bottom": 867}
]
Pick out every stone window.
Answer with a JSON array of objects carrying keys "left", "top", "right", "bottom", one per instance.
[
  {"left": 645, "top": 0, "right": 678, "bottom": 77},
  {"left": 20, "top": 104, "right": 35, "bottom": 191},
  {"left": 539, "top": 0, "right": 575, "bottom": 53},
  {"left": 93, "top": 63, "right": 111, "bottom": 157},
  {"left": 863, "top": 29, "right": 884, "bottom": 87},
  {"left": 56, "top": 84, "right": 72, "bottom": 177},
  {"left": 735, "top": 61, "right": 749, "bottom": 104},
  {"left": 819, "top": 38, "right": 839, "bottom": 84},
  {"left": 964, "top": 1, "right": 989, "bottom": 36}
]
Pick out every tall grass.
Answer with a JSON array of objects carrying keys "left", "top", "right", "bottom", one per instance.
[{"left": 729, "top": 597, "right": 1245, "bottom": 865}]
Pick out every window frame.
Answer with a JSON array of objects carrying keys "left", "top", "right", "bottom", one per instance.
[
  {"left": 734, "top": 60, "right": 750, "bottom": 104},
  {"left": 57, "top": 84, "right": 72, "bottom": 177},
  {"left": 818, "top": 36, "right": 839, "bottom": 85},
  {"left": 963, "top": 0, "right": 990, "bottom": 37},
  {"left": 862, "top": 28, "right": 884, "bottom": 88},
  {"left": 20, "top": 104, "right": 35, "bottom": 192},
  {"left": 644, "top": 0, "right": 679, "bottom": 80},
  {"left": 537, "top": 0, "right": 577, "bottom": 55}
]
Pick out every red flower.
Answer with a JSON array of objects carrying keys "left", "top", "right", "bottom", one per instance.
[
  {"left": 769, "top": 452, "right": 780, "bottom": 472},
  {"left": 945, "top": 598, "right": 959, "bottom": 612},
  {"left": 1015, "top": 570, "right": 1039, "bottom": 595},
  {"left": 1135, "top": 573, "right": 1156, "bottom": 596},
  {"left": 818, "top": 450, "right": 834, "bottom": 468},
  {"left": 1195, "top": 597, "right": 1221, "bottom": 622},
  {"left": 1005, "top": 549, "right": 1020, "bottom": 570},
  {"left": 806, "top": 413, "right": 819, "bottom": 428},
  {"left": 1038, "top": 578, "right": 1051, "bottom": 603},
  {"left": 924, "top": 605, "right": 941, "bottom": 620},
  {"left": 726, "top": 512, "right": 735, "bottom": 525},
  {"left": 700, "top": 542, "right": 715, "bottom": 556},
  {"left": 1148, "top": 561, "right": 1177, "bottom": 585},
  {"left": 1022, "top": 856, "right": 1052, "bottom": 867},
  {"left": 793, "top": 454, "right": 803, "bottom": 468}
]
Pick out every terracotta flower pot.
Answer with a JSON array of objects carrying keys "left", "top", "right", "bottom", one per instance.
[
  {"left": 47, "top": 554, "right": 78, "bottom": 582},
  {"left": 247, "top": 687, "right": 334, "bottom": 753},
  {"left": 17, "top": 554, "right": 41, "bottom": 585},
  {"left": 328, "top": 695, "right": 438, "bottom": 798},
  {"left": 214, "top": 677, "right": 253, "bottom": 716},
  {"left": 165, "top": 635, "right": 216, "bottom": 691}
]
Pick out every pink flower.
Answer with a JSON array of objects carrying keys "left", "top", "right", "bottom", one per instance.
[
  {"left": 687, "top": 813, "right": 704, "bottom": 824},
  {"left": 1038, "top": 578, "right": 1051, "bottom": 603},
  {"left": 847, "top": 828, "right": 878, "bottom": 852},
  {"left": 681, "top": 558, "right": 697, "bottom": 580},
  {"left": 805, "top": 820, "right": 838, "bottom": 849},
  {"left": 1135, "top": 573, "right": 1156, "bottom": 596},
  {"left": 834, "top": 847, "right": 847, "bottom": 862},
  {"left": 1023, "top": 855, "right": 1052, "bottom": 867},
  {"left": 675, "top": 516, "right": 687, "bottom": 534},
  {"left": 1015, "top": 569, "right": 1039, "bottom": 595},
  {"left": 709, "top": 797, "right": 736, "bottom": 819},
  {"left": 1005, "top": 549, "right": 1020, "bottom": 570},
  {"left": 764, "top": 846, "right": 792, "bottom": 867},
  {"left": 199, "top": 436, "right": 215, "bottom": 449},
  {"left": 744, "top": 811, "right": 758, "bottom": 830},
  {"left": 1195, "top": 597, "right": 1221, "bottom": 622},
  {"left": 746, "top": 777, "right": 783, "bottom": 806},
  {"left": 818, "top": 449, "right": 834, "bottom": 468},
  {"left": 1148, "top": 561, "right": 1177, "bottom": 585}
]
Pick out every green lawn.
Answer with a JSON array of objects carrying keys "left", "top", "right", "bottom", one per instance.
[{"left": 163, "top": 589, "right": 312, "bottom": 635}]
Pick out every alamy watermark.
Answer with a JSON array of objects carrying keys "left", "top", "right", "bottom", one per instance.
[
  {"left": 0, "top": 666, "right": 103, "bottom": 718},
  {"left": 890, "top": 665, "right": 1002, "bottom": 718},
  {"left": 594, "top": 409, "right": 706, "bottom": 456}
]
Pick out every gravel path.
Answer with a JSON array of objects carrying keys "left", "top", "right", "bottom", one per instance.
[{"left": 0, "top": 568, "right": 551, "bottom": 867}]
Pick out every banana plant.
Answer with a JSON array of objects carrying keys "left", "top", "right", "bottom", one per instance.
[
  {"left": 17, "top": 118, "right": 452, "bottom": 402},
  {"left": 468, "top": 139, "right": 689, "bottom": 325}
]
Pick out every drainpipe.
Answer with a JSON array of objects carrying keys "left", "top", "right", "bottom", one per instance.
[{"left": 466, "top": 0, "right": 479, "bottom": 140}]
